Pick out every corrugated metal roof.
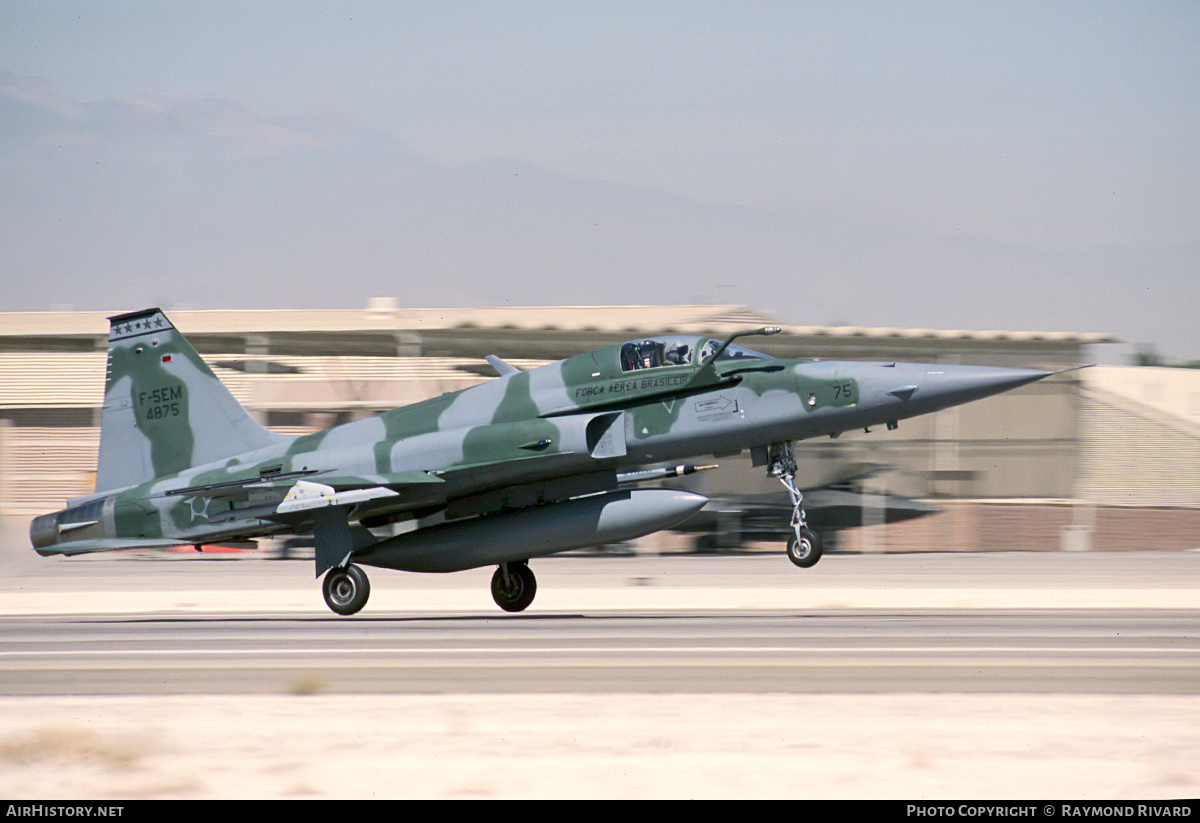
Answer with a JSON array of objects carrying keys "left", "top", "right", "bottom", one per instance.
[{"left": 0, "top": 305, "right": 1116, "bottom": 343}]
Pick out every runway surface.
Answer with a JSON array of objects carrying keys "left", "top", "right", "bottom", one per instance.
[
  {"left": 2, "top": 549, "right": 1198, "bottom": 696},
  {"left": 2, "top": 608, "right": 1197, "bottom": 696},
  {"left": 1, "top": 543, "right": 1197, "bottom": 798}
]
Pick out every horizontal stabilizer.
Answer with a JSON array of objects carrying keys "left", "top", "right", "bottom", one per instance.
[{"left": 35, "top": 538, "right": 184, "bottom": 557}]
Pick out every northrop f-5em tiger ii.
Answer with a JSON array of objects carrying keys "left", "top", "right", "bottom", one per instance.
[{"left": 32, "top": 309, "right": 1056, "bottom": 614}]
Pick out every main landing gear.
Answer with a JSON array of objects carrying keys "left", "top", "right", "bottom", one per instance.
[
  {"left": 491, "top": 561, "right": 537, "bottom": 612},
  {"left": 322, "top": 563, "right": 371, "bottom": 615},
  {"left": 767, "top": 442, "right": 823, "bottom": 569},
  {"left": 320, "top": 560, "right": 538, "bottom": 615}
]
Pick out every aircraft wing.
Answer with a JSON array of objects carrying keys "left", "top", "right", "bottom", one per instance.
[
  {"left": 431, "top": 450, "right": 600, "bottom": 489},
  {"left": 158, "top": 451, "right": 604, "bottom": 530},
  {"left": 159, "top": 470, "right": 445, "bottom": 504}
]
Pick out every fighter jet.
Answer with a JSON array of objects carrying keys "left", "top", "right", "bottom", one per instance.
[{"left": 30, "top": 309, "right": 1056, "bottom": 615}]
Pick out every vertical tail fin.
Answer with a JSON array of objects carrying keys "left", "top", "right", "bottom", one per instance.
[{"left": 95, "top": 308, "right": 288, "bottom": 491}]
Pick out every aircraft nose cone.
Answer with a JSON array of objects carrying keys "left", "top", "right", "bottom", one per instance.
[{"left": 922, "top": 365, "right": 1052, "bottom": 407}]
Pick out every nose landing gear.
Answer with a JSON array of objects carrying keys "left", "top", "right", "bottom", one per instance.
[{"left": 767, "top": 442, "right": 823, "bottom": 568}]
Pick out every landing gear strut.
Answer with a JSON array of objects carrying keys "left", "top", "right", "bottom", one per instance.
[
  {"left": 767, "top": 442, "right": 823, "bottom": 568},
  {"left": 491, "top": 561, "right": 537, "bottom": 612},
  {"left": 322, "top": 563, "right": 371, "bottom": 615}
]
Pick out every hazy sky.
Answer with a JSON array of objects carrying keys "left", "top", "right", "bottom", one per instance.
[{"left": 2, "top": 2, "right": 1198, "bottom": 359}]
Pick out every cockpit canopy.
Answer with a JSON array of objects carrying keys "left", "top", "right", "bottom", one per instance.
[{"left": 618, "top": 335, "right": 769, "bottom": 372}]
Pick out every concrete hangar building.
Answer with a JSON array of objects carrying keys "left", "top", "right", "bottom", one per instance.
[{"left": 1, "top": 304, "right": 1197, "bottom": 553}]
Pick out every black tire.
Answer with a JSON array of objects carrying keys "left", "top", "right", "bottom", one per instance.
[
  {"left": 322, "top": 564, "right": 371, "bottom": 615},
  {"left": 491, "top": 562, "right": 537, "bottom": 613},
  {"left": 786, "top": 528, "right": 823, "bottom": 568}
]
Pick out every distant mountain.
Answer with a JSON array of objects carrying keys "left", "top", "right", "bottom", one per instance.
[{"left": 1, "top": 72, "right": 1195, "bottom": 359}]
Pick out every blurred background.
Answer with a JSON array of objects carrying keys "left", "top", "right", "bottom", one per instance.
[{"left": 3, "top": 302, "right": 1197, "bottom": 556}]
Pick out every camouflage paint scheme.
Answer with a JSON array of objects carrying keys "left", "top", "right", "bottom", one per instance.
[{"left": 31, "top": 309, "right": 1053, "bottom": 614}]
